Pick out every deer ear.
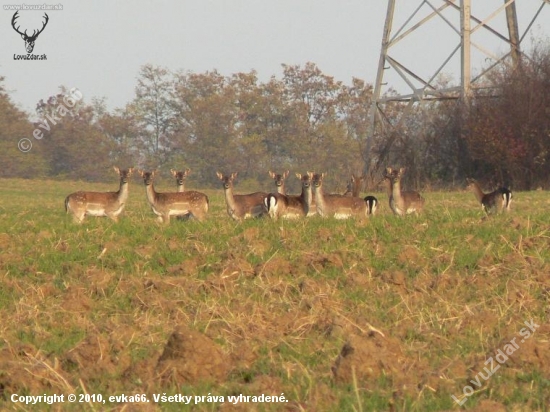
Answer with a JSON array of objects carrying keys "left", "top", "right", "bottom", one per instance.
[
  {"left": 185, "top": 168, "right": 191, "bottom": 175},
  {"left": 170, "top": 169, "right": 176, "bottom": 176},
  {"left": 295, "top": 173, "right": 302, "bottom": 179},
  {"left": 231, "top": 172, "right": 238, "bottom": 180}
]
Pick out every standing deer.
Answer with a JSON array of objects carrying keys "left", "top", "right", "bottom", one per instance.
[
  {"left": 65, "top": 167, "right": 134, "bottom": 223},
  {"left": 268, "top": 170, "right": 289, "bottom": 195},
  {"left": 264, "top": 173, "right": 313, "bottom": 220},
  {"left": 385, "top": 167, "right": 425, "bottom": 216},
  {"left": 217, "top": 172, "right": 267, "bottom": 220},
  {"left": 311, "top": 172, "right": 371, "bottom": 219},
  {"left": 170, "top": 168, "right": 191, "bottom": 192},
  {"left": 139, "top": 170, "right": 209, "bottom": 223},
  {"left": 382, "top": 168, "right": 395, "bottom": 212},
  {"left": 170, "top": 168, "right": 194, "bottom": 220},
  {"left": 466, "top": 179, "right": 512, "bottom": 215}
]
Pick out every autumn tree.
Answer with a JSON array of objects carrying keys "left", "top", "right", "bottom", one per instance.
[
  {"left": 36, "top": 87, "right": 115, "bottom": 181},
  {"left": 0, "top": 75, "right": 48, "bottom": 178},
  {"left": 131, "top": 64, "right": 176, "bottom": 166},
  {"left": 170, "top": 70, "right": 242, "bottom": 186},
  {"left": 464, "top": 43, "right": 550, "bottom": 189},
  {"left": 278, "top": 62, "right": 361, "bottom": 190},
  {"left": 96, "top": 104, "right": 141, "bottom": 169},
  {"left": 339, "top": 77, "right": 375, "bottom": 179}
]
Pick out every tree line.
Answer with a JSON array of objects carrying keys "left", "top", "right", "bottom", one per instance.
[{"left": 1, "top": 44, "right": 549, "bottom": 191}]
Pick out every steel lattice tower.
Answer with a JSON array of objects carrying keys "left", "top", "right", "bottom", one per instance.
[{"left": 364, "top": 0, "right": 550, "bottom": 176}]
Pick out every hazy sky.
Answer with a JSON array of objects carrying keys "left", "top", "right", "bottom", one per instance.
[{"left": 1, "top": 0, "right": 549, "bottom": 115}]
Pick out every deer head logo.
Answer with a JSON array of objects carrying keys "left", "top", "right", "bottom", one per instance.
[{"left": 11, "top": 11, "right": 49, "bottom": 54}]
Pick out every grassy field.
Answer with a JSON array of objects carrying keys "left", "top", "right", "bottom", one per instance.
[{"left": 0, "top": 176, "right": 549, "bottom": 411}]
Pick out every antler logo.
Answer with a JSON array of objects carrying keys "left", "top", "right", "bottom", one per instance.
[{"left": 11, "top": 11, "right": 49, "bottom": 54}]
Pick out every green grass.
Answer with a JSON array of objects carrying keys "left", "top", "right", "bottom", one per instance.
[{"left": 0, "top": 177, "right": 549, "bottom": 410}]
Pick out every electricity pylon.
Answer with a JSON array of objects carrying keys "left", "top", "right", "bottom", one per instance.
[{"left": 364, "top": 0, "right": 549, "bottom": 176}]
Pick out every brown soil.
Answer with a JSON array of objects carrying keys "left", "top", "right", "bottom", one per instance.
[{"left": 155, "top": 326, "right": 230, "bottom": 386}]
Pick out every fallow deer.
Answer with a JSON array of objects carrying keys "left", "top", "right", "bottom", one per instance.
[
  {"left": 382, "top": 168, "right": 395, "bottom": 211},
  {"left": 217, "top": 172, "right": 267, "bottom": 220},
  {"left": 140, "top": 170, "right": 209, "bottom": 223},
  {"left": 65, "top": 166, "right": 134, "bottom": 223},
  {"left": 171, "top": 168, "right": 191, "bottom": 192},
  {"left": 170, "top": 168, "right": 193, "bottom": 220},
  {"left": 343, "top": 173, "right": 378, "bottom": 215},
  {"left": 466, "top": 178, "right": 512, "bottom": 215},
  {"left": 343, "top": 173, "right": 365, "bottom": 197},
  {"left": 385, "top": 167, "right": 425, "bottom": 216},
  {"left": 364, "top": 196, "right": 378, "bottom": 215},
  {"left": 269, "top": 170, "right": 289, "bottom": 195},
  {"left": 311, "top": 172, "right": 371, "bottom": 219},
  {"left": 264, "top": 173, "right": 313, "bottom": 220}
]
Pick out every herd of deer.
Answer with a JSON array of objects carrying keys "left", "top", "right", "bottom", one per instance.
[{"left": 64, "top": 166, "right": 512, "bottom": 224}]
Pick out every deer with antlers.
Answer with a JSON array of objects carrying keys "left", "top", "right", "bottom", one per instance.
[{"left": 11, "top": 11, "right": 49, "bottom": 53}]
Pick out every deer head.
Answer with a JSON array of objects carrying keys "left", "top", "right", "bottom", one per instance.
[
  {"left": 269, "top": 170, "right": 289, "bottom": 189},
  {"left": 170, "top": 168, "right": 190, "bottom": 187},
  {"left": 12, "top": 12, "right": 49, "bottom": 53},
  {"left": 114, "top": 166, "right": 134, "bottom": 184},
  {"left": 217, "top": 172, "right": 238, "bottom": 190},
  {"left": 139, "top": 170, "right": 158, "bottom": 186}
]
